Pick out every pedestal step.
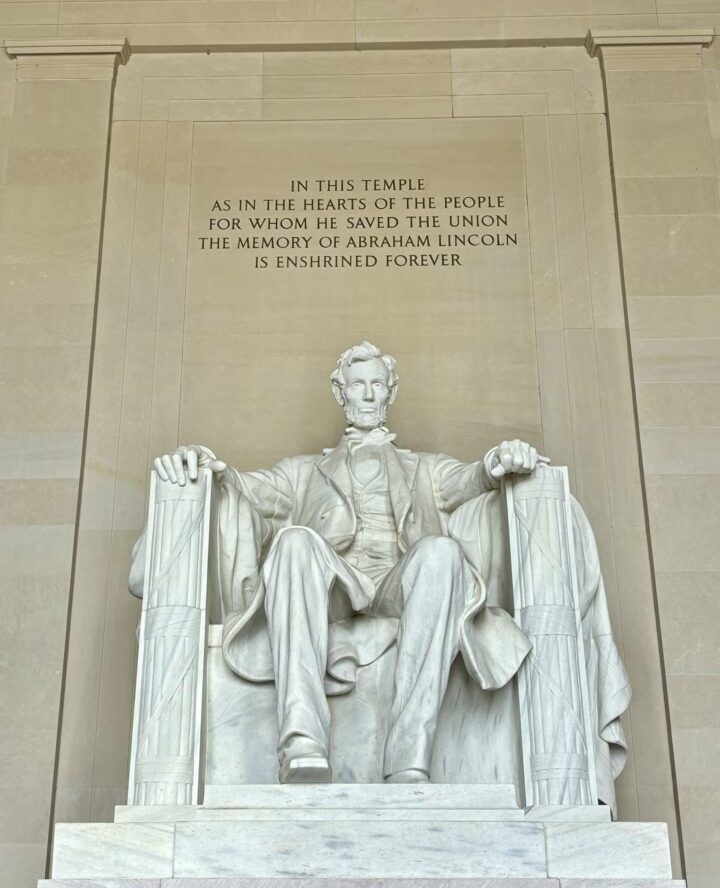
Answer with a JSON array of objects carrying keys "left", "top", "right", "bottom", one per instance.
[
  {"left": 203, "top": 782, "right": 521, "bottom": 808},
  {"left": 40, "top": 877, "right": 687, "bottom": 888},
  {"left": 114, "top": 783, "right": 610, "bottom": 824},
  {"left": 50, "top": 815, "right": 673, "bottom": 882}
]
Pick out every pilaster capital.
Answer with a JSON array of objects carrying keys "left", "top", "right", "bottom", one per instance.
[
  {"left": 4, "top": 37, "right": 130, "bottom": 61},
  {"left": 3, "top": 38, "right": 130, "bottom": 80},
  {"left": 586, "top": 27, "right": 714, "bottom": 57}
]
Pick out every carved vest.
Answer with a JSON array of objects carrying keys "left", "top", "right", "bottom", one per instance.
[{"left": 344, "top": 445, "right": 401, "bottom": 580}]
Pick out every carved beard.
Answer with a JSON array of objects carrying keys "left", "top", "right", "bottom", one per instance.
[{"left": 344, "top": 401, "right": 389, "bottom": 430}]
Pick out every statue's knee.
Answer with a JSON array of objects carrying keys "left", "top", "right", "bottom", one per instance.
[
  {"left": 265, "top": 527, "right": 329, "bottom": 609},
  {"left": 273, "top": 525, "right": 317, "bottom": 556},
  {"left": 414, "top": 535, "right": 464, "bottom": 566}
]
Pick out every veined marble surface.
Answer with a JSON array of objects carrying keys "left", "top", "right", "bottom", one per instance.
[
  {"left": 38, "top": 878, "right": 689, "bottom": 888},
  {"left": 200, "top": 782, "right": 518, "bottom": 809},
  {"left": 52, "top": 824, "right": 174, "bottom": 879},
  {"left": 173, "top": 820, "right": 547, "bottom": 878},
  {"left": 40, "top": 882, "right": 163, "bottom": 888},
  {"left": 117, "top": 807, "right": 529, "bottom": 823},
  {"left": 38, "top": 877, "right": 686, "bottom": 888},
  {"left": 524, "top": 805, "right": 610, "bottom": 822},
  {"left": 114, "top": 800, "right": 610, "bottom": 825},
  {"left": 51, "top": 817, "right": 676, "bottom": 882},
  {"left": 40, "top": 881, "right": 163, "bottom": 888},
  {"left": 556, "top": 881, "right": 687, "bottom": 887},
  {"left": 545, "top": 823, "right": 673, "bottom": 879}
]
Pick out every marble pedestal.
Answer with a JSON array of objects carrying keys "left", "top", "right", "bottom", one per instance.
[{"left": 45, "top": 785, "right": 678, "bottom": 886}]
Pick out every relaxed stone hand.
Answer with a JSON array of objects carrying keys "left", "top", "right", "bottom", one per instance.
[{"left": 153, "top": 444, "right": 227, "bottom": 486}]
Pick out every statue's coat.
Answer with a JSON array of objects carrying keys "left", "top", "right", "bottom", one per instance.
[{"left": 216, "top": 439, "right": 531, "bottom": 695}]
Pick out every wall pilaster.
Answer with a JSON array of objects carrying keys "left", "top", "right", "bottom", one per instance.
[
  {"left": 0, "top": 36, "right": 127, "bottom": 888},
  {"left": 590, "top": 26, "right": 719, "bottom": 888}
]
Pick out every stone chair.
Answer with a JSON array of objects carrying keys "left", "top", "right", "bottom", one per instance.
[{"left": 128, "top": 464, "right": 607, "bottom": 807}]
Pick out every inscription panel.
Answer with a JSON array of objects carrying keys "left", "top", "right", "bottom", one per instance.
[{"left": 185, "top": 117, "right": 539, "bottom": 468}]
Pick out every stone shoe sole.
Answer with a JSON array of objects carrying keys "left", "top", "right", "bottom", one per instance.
[{"left": 280, "top": 755, "right": 333, "bottom": 784}]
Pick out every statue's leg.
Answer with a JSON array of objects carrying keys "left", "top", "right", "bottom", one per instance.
[
  {"left": 375, "top": 536, "right": 465, "bottom": 782},
  {"left": 263, "top": 526, "right": 338, "bottom": 783}
]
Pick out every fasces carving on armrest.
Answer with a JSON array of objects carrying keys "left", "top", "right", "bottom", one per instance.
[
  {"left": 504, "top": 465, "right": 599, "bottom": 808},
  {"left": 128, "top": 467, "right": 214, "bottom": 806}
]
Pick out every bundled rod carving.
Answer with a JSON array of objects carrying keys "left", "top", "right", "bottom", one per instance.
[
  {"left": 128, "top": 468, "right": 212, "bottom": 805},
  {"left": 505, "top": 466, "right": 598, "bottom": 807}
]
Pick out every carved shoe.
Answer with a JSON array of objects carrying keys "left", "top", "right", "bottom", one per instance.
[
  {"left": 385, "top": 768, "right": 430, "bottom": 784},
  {"left": 278, "top": 736, "right": 332, "bottom": 784}
]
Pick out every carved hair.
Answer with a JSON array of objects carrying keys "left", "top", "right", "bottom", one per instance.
[{"left": 330, "top": 341, "right": 398, "bottom": 404}]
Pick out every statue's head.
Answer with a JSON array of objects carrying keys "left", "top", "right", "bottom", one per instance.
[{"left": 331, "top": 341, "right": 398, "bottom": 430}]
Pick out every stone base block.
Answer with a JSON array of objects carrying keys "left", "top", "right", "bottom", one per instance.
[
  {"left": 50, "top": 822, "right": 673, "bottom": 882},
  {"left": 48, "top": 788, "right": 674, "bottom": 884}
]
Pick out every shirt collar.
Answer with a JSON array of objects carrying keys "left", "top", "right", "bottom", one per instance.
[{"left": 344, "top": 425, "right": 397, "bottom": 451}]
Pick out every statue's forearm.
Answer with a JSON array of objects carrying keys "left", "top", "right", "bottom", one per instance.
[
  {"left": 479, "top": 448, "right": 501, "bottom": 491},
  {"left": 434, "top": 453, "right": 496, "bottom": 511},
  {"left": 225, "top": 464, "right": 293, "bottom": 521}
]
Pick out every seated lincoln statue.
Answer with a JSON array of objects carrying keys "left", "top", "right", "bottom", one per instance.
[{"left": 131, "top": 341, "right": 630, "bottom": 806}]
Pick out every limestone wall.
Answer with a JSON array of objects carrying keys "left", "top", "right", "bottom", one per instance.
[
  {"left": 0, "top": 2, "right": 673, "bottom": 50},
  {"left": 55, "top": 39, "right": 680, "bottom": 877}
]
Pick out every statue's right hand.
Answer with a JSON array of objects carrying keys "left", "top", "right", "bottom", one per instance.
[{"left": 154, "top": 445, "right": 227, "bottom": 486}]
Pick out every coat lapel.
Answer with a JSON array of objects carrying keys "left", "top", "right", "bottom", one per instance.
[
  {"left": 317, "top": 437, "right": 354, "bottom": 506},
  {"left": 385, "top": 446, "right": 420, "bottom": 537}
]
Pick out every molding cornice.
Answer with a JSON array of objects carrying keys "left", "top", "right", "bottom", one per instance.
[
  {"left": 586, "top": 27, "right": 714, "bottom": 56},
  {"left": 4, "top": 37, "right": 130, "bottom": 64}
]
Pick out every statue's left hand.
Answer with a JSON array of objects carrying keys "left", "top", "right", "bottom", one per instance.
[{"left": 488, "top": 439, "right": 549, "bottom": 480}]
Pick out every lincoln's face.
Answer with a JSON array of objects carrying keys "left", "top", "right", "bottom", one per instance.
[{"left": 340, "top": 357, "right": 394, "bottom": 430}]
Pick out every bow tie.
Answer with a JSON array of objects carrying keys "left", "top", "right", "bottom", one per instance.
[{"left": 344, "top": 426, "right": 397, "bottom": 451}]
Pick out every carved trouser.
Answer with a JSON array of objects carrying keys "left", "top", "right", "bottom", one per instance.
[{"left": 263, "top": 526, "right": 466, "bottom": 777}]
